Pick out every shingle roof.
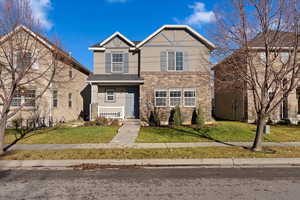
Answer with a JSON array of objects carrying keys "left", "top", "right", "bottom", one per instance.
[
  {"left": 87, "top": 74, "right": 144, "bottom": 82},
  {"left": 249, "top": 31, "right": 300, "bottom": 48}
]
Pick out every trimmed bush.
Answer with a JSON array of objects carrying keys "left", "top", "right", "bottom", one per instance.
[
  {"left": 173, "top": 105, "right": 182, "bottom": 126},
  {"left": 149, "top": 108, "right": 161, "bottom": 127},
  {"left": 196, "top": 106, "right": 205, "bottom": 129}
]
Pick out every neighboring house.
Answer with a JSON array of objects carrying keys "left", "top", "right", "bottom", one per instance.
[
  {"left": 214, "top": 31, "right": 300, "bottom": 124},
  {"left": 0, "top": 26, "right": 90, "bottom": 125},
  {"left": 88, "top": 25, "right": 215, "bottom": 125}
]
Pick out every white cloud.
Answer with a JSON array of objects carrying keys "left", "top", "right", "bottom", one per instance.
[
  {"left": 180, "top": 2, "right": 216, "bottom": 27},
  {"left": 105, "top": 0, "right": 128, "bottom": 3},
  {"left": 0, "top": 0, "right": 53, "bottom": 30},
  {"left": 29, "top": 0, "right": 53, "bottom": 30}
]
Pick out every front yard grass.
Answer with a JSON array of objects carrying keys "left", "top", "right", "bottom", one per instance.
[
  {"left": 4, "top": 126, "right": 118, "bottom": 144},
  {"left": 136, "top": 121, "right": 300, "bottom": 143},
  {"left": 1, "top": 146, "right": 300, "bottom": 160}
]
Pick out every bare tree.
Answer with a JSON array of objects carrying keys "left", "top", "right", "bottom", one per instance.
[
  {"left": 213, "top": 0, "right": 300, "bottom": 151},
  {"left": 0, "top": 0, "right": 64, "bottom": 154}
]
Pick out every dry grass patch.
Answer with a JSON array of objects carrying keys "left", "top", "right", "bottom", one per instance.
[{"left": 1, "top": 146, "right": 300, "bottom": 160}]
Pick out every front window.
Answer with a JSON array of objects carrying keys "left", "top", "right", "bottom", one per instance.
[
  {"left": 68, "top": 93, "right": 72, "bottom": 108},
  {"left": 184, "top": 89, "right": 196, "bottom": 107},
  {"left": 11, "top": 91, "right": 22, "bottom": 107},
  {"left": 53, "top": 90, "right": 58, "bottom": 108},
  {"left": 106, "top": 89, "right": 115, "bottom": 102},
  {"left": 169, "top": 89, "right": 182, "bottom": 107},
  {"left": 11, "top": 90, "right": 36, "bottom": 107},
  {"left": 167, "top": 51, "right": 184, "bottom": 71},
  {"left": 155, "top": 90, "right": 167, "bottom": 107},
  {"left": 111, "top": 53, "right": 124, "bottom": 72},
  {"left": 24, "top": 90, "right": 36, "bottom": 107}
]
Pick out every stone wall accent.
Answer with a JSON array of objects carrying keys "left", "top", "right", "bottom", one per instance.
[{"left": 140, "top": 72, "right": 212, "bottom": 125}]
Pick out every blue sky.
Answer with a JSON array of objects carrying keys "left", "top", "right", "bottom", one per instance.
[{"left": 29, "top": 0, "right": 217, "bottom": 71}]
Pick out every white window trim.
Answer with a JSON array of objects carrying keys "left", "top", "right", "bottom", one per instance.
[
  {"left": 169, "top": 89, "right": 182, "bottom": 107},
  {"left": 11, "top": 89, "right": 36, "bottom": 108},
  {"left": 167, "top": 51, "right": 184, "bottom": 72},
  {"left": 111, "top": 52, "right": 124, "bottom": 73},
  {"left": 154, "top": 89, "right": 168, "bottom": 107},
  {"left": 183, "top": 88, "right": 196, "bottom": 107},
  {"left": 105, "top": 88, "right": 116, "bottom": 103}
]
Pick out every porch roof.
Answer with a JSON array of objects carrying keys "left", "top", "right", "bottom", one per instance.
[{"left": 87, "top": 74, "right": 144, "bottom": 84}]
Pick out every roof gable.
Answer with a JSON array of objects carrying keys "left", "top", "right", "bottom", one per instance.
[
  {"left": 0, "top": 25, "right": 90, "bottom": 75},
  {"left": 136, "top": 25, "right": 216, "bottom": 50},
  {"left": 96, "top": 32, "right": 135, "bottom": 48}
]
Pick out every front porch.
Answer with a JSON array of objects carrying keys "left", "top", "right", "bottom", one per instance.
[{"left": 88, "top": 74, "right": 144, "bottom": 121}]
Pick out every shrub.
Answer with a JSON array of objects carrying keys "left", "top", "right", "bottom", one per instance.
[
  {"left": 149, "top": 108, "right": 161, "bottom": 127},
  {"left": 195, "top": 106, "right": 205, "bottom": 129},
  {"left": 12, "top": 117, "right": 23, "bottom": 130},
  {"left": 111, "top": 119, "right": 121, "bottom": 127},
  {"left": 95, "top": 117, "right": 109, "bottom": 126},
  {"left": 277, "top": 119, "right": 292, "bottom": 125},
  {"left": 173, "top": 105, "right": 182, "bottom": 126}
]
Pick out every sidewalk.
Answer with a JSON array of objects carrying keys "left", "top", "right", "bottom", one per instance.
[
  {"left": 1, "top": 158, "right": 300, "bottom": 169},
  {"left": 7, "top": 142, "right": 300, "bottom": 150}
]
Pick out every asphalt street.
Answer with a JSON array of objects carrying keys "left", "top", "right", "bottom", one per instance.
[{"left": 1, "top": 167, "right": 300, "bottom": 200}]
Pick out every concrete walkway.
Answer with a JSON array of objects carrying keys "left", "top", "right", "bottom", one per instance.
[
  {"left": 7, "top": 142, "right": 300, "bottom": 150},
  {"left": 1, "top": 158, "right": 300, "bottom": 169},
  {"left": 110, "top": 119, "right": 140, "bottom": 144}
]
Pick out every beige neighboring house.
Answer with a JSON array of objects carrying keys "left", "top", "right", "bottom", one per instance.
[
  {"left": 214, "top": 32, "right": 300, "bottom": 124},
  {"left": 88, "top": 25, "right": 215, "bottom": 125},
  {"left": 0, "top": 26, "right": 90, "bottom": 125}
]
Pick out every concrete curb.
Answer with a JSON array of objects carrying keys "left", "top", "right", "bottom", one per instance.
[{"left": 1, "top": 158, "right": 300, "bottom": 169}]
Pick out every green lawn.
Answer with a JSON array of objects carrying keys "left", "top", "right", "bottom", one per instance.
[
  {"left": 136, "top": 121, "right": 300, "bottom": 143},
  {"left": 2, "top": 146, "right": 300, "bottom": 160},
  {"left": 5, "top": 126, "right": 118, "bottom": 144}
]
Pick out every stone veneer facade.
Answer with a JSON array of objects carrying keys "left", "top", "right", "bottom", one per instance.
[{"left": 140, "top": 72, "right": 212, "bottom": 125}]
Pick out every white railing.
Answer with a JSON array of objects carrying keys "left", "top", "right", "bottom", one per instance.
[{"left": 98, "top": 106, "right": 125, "bottom": 119}]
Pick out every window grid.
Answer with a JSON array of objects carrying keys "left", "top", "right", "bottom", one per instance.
[
  {"left": 167, "top": 51, "right": 184, "bottom": 71},
  {"left": 106, "top": 89, "right": 116, "bottom": 102},
  {"left": 169, "top": 89, "right": 182, "bottom": 107},
  {"left": 53, "top": 90, "right": 58, "bottom": 108},
  {"left": 12, "top": 90, "right": 36, "bottom": 107},
  {"left": 184, "top": 89, "right": 196, "bottom": 107},
  {"left": 111, "top": 53, "right": 124, "bottom": 73},
  {"left": 155, "top": 90, "right": 168, "bottom": 107}
]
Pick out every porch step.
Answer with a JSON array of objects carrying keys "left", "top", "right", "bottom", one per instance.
[{"left": 124, "top": 119, "right": 141, "bottom": 125}]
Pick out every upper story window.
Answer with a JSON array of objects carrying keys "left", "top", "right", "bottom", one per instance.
[
  {"left": 69, "top": 67, "right": 73, "bottom": 79},
  {"left": 280, "top": 52, "right": 289, "bottom": 64},
  {"left": 167, "top": 51, "right": 184, "bottom": 71},
  {"left": 15, "top": 51, "right": 39, "bottom": 70},
  {"left": 111, "top": 52, "right": 124, "bottom": 73}
]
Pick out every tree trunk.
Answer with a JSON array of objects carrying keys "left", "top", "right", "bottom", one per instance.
[
  {"left": 0, "top": 119, "right": 7, "bottom": 155},
  {"left": 252, "top": 114, "right": 266, "bottom": 152}
]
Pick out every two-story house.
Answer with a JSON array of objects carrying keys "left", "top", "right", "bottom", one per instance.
[
  {"left": 0, "top": 26, "right": 90, "bottom": 125},
  {"left": 214, "top": 31, "right": 300, "bottom": 124},
  {"left": 88, "top": 25, "right": 215, "bottom": 125}
]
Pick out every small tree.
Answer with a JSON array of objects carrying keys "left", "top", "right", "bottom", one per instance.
[
  {"left": 196, "top": 106, "right": 205, "bottom": 129},
  {"left": 173, "top": 105, "right": 182, "bottom": 126}
]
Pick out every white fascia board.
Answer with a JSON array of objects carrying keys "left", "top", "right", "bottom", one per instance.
[
  {"left": 136, "top": 24, "right": 216, "bottom": 49},
  {"left": 88, "top": 47, "right": 106, "bottom": 51},
  {"left": 100, "top": 32, "right": 135, "bottom": 47}
]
